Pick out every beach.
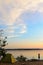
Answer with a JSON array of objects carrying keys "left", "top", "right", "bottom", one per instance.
[{"left": 0, "top": 61, "right": 43, "bottom": 65}]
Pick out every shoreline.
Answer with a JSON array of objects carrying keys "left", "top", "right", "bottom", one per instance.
[{"left": 0, "top": 60, "right": 43, "bottom": 65}]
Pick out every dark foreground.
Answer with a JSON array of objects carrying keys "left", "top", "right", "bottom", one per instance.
[{"left": 0, "top": 61, "right": 43, "bottom": 65}]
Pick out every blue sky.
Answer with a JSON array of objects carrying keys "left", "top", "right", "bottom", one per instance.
[{"left": 0, "top": 0, "right": 43, "bottom": 48}]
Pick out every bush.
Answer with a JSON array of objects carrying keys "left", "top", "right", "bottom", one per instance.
[
  {"left": 1, "top": 53, "right": 12, "bottom": 63},
  {"left": 16, "top": 55, "right": 27, "bottom": 62}
]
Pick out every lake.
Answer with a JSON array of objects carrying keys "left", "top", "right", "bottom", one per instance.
[{"left": 7, "top": 50, "right": 43, "bottom": 60}]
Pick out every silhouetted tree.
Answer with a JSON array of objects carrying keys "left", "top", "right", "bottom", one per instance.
[{"left": 0, "top": 30, "right": 8, "bottom": 57}]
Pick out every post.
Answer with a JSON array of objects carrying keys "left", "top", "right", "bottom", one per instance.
[{"left": 38, "top": 53, "right": 40, "bottom": 60}]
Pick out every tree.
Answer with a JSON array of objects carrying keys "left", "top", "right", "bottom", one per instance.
[{"left": 0, "top": 29, "right": 8, "bottom": 57}]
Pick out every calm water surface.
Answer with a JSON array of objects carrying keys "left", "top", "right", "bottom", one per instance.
[{"left": 7, "top": 50, "right": 43, "bottom": 60}]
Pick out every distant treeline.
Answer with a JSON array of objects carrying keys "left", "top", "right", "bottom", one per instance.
[{"left": 5, "top": 48, "right": 43, "bottom": 50}]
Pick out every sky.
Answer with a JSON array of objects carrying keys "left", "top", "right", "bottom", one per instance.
[{"left": 0, "top": 0, "right": 43, "bottom": 48}]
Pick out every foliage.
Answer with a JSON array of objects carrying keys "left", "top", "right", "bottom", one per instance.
[
  {"left": 1, "top": 53, "right": 12, "bottom": 63},
  {"left": 0, "top": 48, "right": 6, "bottom": 57},
  {"left": 0, "top": 30, "right": 8, "bottom": 58},
  {"left": 16, "top": 55, "right": 27, "bottom": 62}
]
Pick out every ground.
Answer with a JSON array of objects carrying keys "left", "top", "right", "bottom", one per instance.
[{"left": 0, "top": 61, "right": 43, "bottom": 65}]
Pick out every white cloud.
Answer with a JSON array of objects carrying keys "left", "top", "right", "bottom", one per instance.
[
  {"left": 0, "top": 0, "right": 43, "bottom": 25},
  {"left": 4, "top": 25, "right": 15, "bottom": 35},
  {"left": 19, "top": 24, "right": 27, "bottom": 34},
  {"left": 20, "top": 29, "right": 26, "bottom": 34},
  {"left": 3, "top": 19, "right": 27, "bottom": 38},
  {"left": 7, "top": 35, "right": 19, "bottom": 38},
  {"left": 1, "top": 0, "right": 43, "bottom": 38}
]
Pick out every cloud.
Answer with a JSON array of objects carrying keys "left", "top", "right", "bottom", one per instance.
[
  {"left": 0, "top": 0, "right": 43, "bottom": 25},
  {"left": 7, "top": 35, "right": 19, "bottom": 38},
  {"left": 1, "top": 0, "right": 43, "bottom": 38},
  {"left": 19, "top": 24, "right": 27, "bottom": 34},
  {"left": 5, "top": 25, "right": 14, "bottom": 33},
  {"left": 3, "top": 19, "right": 27, "bottom": 38}
]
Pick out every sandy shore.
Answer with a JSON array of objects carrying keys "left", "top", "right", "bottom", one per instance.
[{"left": 0, "top": 60, "right": 43, "bottom": 65}]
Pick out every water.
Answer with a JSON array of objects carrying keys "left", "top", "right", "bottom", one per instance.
[{"left": 7, "top": 50, "right": 43, "bottom": 60}]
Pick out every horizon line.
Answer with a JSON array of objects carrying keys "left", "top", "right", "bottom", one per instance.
[{"left": 5, "top": 48, "right": 43, "bottom": 50}]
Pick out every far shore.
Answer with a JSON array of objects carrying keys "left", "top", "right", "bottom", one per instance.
[{"left": 5, "top": 48, "right": 43, "bottom": 50}]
